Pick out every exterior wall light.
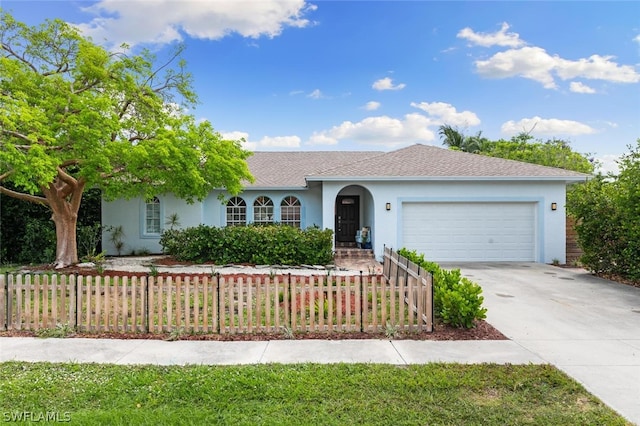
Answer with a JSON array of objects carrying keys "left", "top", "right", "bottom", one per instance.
[
  {"left": 385, "top": 203, "right": 391, "bottom": 211},
  {"left": 551, "top": 202, "right": 557, "bottom": 211}
]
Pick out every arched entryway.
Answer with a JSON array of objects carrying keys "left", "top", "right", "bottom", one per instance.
[{"left": 334, "top": 185, "right": 374, "bottom": 248}]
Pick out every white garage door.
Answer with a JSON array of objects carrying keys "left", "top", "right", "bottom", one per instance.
[{"left": 402, "top": 202, "right": 537, "bottom": 262}]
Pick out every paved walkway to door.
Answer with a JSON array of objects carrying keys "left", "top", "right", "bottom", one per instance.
[{"left": 440, "top": 262, "right": 640, "bottom": 425}]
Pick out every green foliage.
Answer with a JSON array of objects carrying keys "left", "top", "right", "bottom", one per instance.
[
  {"left": 148, "top": 265, "right": 159, "bottom": 277},
  {"left": 438, "top": 126, "right": 595, "bottom": 173},
  {"left": 15, "top": 217, "right": 56, "bottom": 264},
  {"left": 481, "top": 135, "right": 595, "bottom": 173},
  {"left": 77, "top": 222, "right": 103, "bottom": 259},
  {"left": 567, "top": 140, "right": 640, "bottom": 282},
  {"left": 0, "top": 12, "right": 253, "bottom": 266},
  {"left": 160, "top": 224, "right": 334, "bottom": 266},
  {"left": 397, "top": 248, "right": 487, "bottom": 328},
  {"left": 108, "top": 225, "right": 126, "bottom": 256},
  {"left": 34, "top": 323, "right": 75, "bottom": 338},
  {"left": 437, "top": 275, "right": 488, "bottom": 329},
  {"left": 384, "top": 321, "right": 400, "bottom": 339},
  {"left": 438, "top": 124, "right": 488, "bottom": 153},
  {"left": 81, "top": 250, "right": 106, "bottom": 265}
]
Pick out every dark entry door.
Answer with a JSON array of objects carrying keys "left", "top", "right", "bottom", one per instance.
[{"left": 336, "top": 196, "right": 359, "bottom": 243}]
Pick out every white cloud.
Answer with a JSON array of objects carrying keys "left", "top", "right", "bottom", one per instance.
[
  {"left": 308, "top": 114, "right": 435, "bottom": 146},
  {"left": 221, "top": 131, "right": 300, "bottom": 150},
  {"left": 410, "top": 102, "right": 480, "bottom": 127},
  {"left": 569, "top": 81, "right": 596, "bottom": 94},
  {"left": 77, "top": 0, "right": 316, "bottom": 48},
  {"left": 501, "top": 116, "right": 596, "bottom": 136},
  {"left": 372, "top": 77, "right": 406, "bottom": 91},
  {"left": 595, "top": 154, "right": 621, "bottom": 175},
  {"left": 457, "top": 22, "right": 525, "bottom": 48},
  {"left": 634, "top": 34, "right": 640, "bottom": 44},
  {"left": 475, "top": 46, "right": 559, "bottom": 88},
  {"left": 554, "top": 54, "right": 640, "bottom": 83},
  {"left": 258, "top": 135, "right": 301, "bottom": 148},
  {"left": 363, "top": 101, "right": 381, "bottom": 111},
  {"left": 221, "top": 131, "right": 256, "bottom": 150},
  {"left": 473, "top": 46, "right": 640, "bottom": 89},
  {"left": 307, "top": 89, "right": 324, "bottom": 99}
]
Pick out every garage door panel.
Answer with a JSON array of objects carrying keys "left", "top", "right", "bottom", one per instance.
[{"left": 402, "top": 202, "right": 536, "bottom": 262}]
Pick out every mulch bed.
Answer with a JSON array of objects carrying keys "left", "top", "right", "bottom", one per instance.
[{"left": 0, "top": 320, "right": 506, "bottom": 341}]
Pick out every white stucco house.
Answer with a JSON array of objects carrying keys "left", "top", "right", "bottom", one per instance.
[{"left": 101, "top": 144, "right": 589, "bottom": 263}]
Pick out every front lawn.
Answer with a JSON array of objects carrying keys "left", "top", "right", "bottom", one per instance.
[{"left": 0, "top": 362, "right": 628, "bottom": 425}]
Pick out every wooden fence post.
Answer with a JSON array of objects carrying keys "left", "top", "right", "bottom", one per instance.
[
  {"left": 73, "top": 273, "right": 78, "bottom": 331},
  {"left": 287, "top": 273, "right": 292, "bottom": 329},
  {"left": 216, "top": 273, "right": 221, "bottom": 334},
  {"left": 359, "top": 271, "right": 364, "bottom": 333},
  {"left": 1, "top": 273, "right": 7, "bottom": 330},
  {"left": 145, "top": 275, "right": 150, "bottom": 333}
]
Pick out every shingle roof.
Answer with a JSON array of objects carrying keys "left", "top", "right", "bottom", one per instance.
[
  {"left": 245, "top": 144, "right": 590, "bottom": 188},
  {"left": 245, "top": 151, "right": 381, "bottom": 188},
  {"left": 307, "top": 144, "right": 590, "bottom": 180}
]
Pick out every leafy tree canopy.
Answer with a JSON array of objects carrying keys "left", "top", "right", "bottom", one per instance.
[
  {"left": 481, "top": 133, "right": 595, "bottom": 174},
  {"left": 0, "top": 11, "right": 253, "bottom": 267},
  {"left": 438, "top": 125, "right": 594, "bottom": 174}
]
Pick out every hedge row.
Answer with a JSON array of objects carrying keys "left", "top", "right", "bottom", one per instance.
[
  {"left": 397, "top": 248, "right": 487, "bottom": 329},
  {"left": 567, "top": 141, "right": 640, "bottom": 282},
  {"left": 160, "top": 224, "right": 334, "bottom": 266}
]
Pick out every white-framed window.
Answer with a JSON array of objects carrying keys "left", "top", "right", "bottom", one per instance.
[
  {"left": 226, "top": 197, "right": 247, "bottom": 226},
  {"left": 145, "top": 197, "right": 161, "bottom": 234},
  {"left": 253, "top": 196, "right": 274, "bottom": 224},
  {"left": 280, "top": 196, "right": 301, "bottom": 228}
]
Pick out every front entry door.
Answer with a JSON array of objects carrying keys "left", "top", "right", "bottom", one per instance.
[{"left": 336, "top": 196, "right": 359, "bottom": 243}]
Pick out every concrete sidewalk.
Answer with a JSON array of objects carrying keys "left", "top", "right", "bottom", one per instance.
[{"left": 0, "top": 337, "right": 543, "bottom": 366}]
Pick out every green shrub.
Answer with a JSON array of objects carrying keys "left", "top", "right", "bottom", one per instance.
[
  {"left": 160, "top": 224, "right": 333, "bottom": 266},
  {"left": 567, "top": 141, "right": 640, "bottom": 282},
  {"left": 437, "top": 275, "right": 487, "bottom": 328},
  {"left": 397, "top": 247, "right": 487, "bottom": 328}
]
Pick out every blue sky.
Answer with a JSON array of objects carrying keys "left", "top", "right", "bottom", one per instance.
[{"left": 3, "top": 1, "right": 639, "bottom": 173}]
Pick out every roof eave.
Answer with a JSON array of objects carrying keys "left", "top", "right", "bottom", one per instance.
[
  {"left": 243, "top": 186, "right": 309, "bottom": 191},
  {"left": 305, "top": 175, "right": 590, "bottom": 182}
]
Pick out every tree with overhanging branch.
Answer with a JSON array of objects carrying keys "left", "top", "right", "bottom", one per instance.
[{"left": 0, "top": 11, "right": 253, "bottom": 268}]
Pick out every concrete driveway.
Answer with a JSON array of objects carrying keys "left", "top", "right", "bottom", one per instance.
[{"left": 440, "top": 262, "right": 640, "bottom": 425}]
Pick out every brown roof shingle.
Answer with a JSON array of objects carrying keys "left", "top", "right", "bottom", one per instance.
[
  {"left": 245, "top": 144, "right": 589, "bottom": 188},
  {"left": 307, "top": 144, "right": 590, "bottom": 180},
  {"left": 245, "top": 151, "right": 381, "bottom": 188}
]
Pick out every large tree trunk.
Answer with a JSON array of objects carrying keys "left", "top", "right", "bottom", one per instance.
[
  {"left": 42, "top": 170, "right": 86, "bottom": 269},
  {"left": 51, "top": 209, "right": 79, "bottom": 269}
]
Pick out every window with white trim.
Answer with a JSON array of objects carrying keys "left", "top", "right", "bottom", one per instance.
[
  {"left": 280, "top": 196, "right": 301, "bottom": 228},
  {"left": 253, "top": 196, "right": 274, "bottom": 224},
  {"left": 226, "top": 197, "right": 246, "bottom": 226},
  {"left": 145, "top": 197, "right": 161, "bottom": 234}
]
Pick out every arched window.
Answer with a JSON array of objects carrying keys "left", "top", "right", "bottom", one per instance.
[
  {"left": 280, "top": 196, "right": 301, "bottom": 228},
  {"left": 226, "top": 197, "right": 246, "bottom": 226},
  {"left": 253, "top": 196, "right": 274, "bottom": 224},
  {"left": 145, "top": 197, "right": 161, "bottom": 234}
]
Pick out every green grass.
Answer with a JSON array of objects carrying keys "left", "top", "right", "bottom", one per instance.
[
  {"left": 0, "top": 362, "right": 629, "bottom": 425},
  {"left": 0, "top": 264, "right": 20, "bottom": 274}
]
